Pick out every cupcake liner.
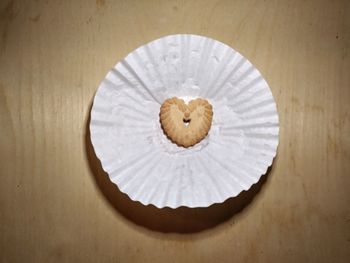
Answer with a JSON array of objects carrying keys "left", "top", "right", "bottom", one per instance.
[{"left": 90, "top": 34, "right": 279, "bottom": 208}]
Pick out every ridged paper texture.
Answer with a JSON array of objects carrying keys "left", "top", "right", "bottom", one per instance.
[{"left": 90, "top": 34, "right": 279, "bottom": 208}]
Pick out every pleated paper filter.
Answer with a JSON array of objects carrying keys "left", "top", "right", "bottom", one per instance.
[{"left": 90, "top": 34, "right": 279, "bottom": 208}]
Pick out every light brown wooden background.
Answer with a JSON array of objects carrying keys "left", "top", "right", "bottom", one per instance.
[{"left": 1, "top": 0, "right": 349, "bottom": 262}]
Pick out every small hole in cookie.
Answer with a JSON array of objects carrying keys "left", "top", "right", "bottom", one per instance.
[{"left": 183, "top": 118, "right": 191, "bottom": 126}]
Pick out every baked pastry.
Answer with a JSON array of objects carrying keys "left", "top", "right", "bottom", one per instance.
[{"left": 160, "top": 97, "right": 213, "bottom": 147}]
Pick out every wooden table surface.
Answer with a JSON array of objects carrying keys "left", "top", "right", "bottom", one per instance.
[{"left": 1, "top": 0, "right": 349, "bottom": 262}]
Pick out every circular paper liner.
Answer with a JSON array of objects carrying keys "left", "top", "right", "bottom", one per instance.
[{"left": 90, "top": 34, "right": 279, "bottom": 208}]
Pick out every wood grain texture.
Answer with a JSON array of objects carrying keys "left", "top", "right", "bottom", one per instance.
[{"left": 1, "top": 0, "right": 349, "bottom": 262}]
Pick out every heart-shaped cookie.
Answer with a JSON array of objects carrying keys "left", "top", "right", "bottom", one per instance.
[{"left": 160, "top": 97, "right": 213, "bottom": 147}]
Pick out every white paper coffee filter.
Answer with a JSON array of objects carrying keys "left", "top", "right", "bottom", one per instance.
[{"left": 90, "top": 34, "right": 279, "bottom": 208}]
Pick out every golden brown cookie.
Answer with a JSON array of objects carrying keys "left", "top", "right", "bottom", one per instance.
[{"left": 160, "top": 97, "right": 213, "bottom": 147}]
